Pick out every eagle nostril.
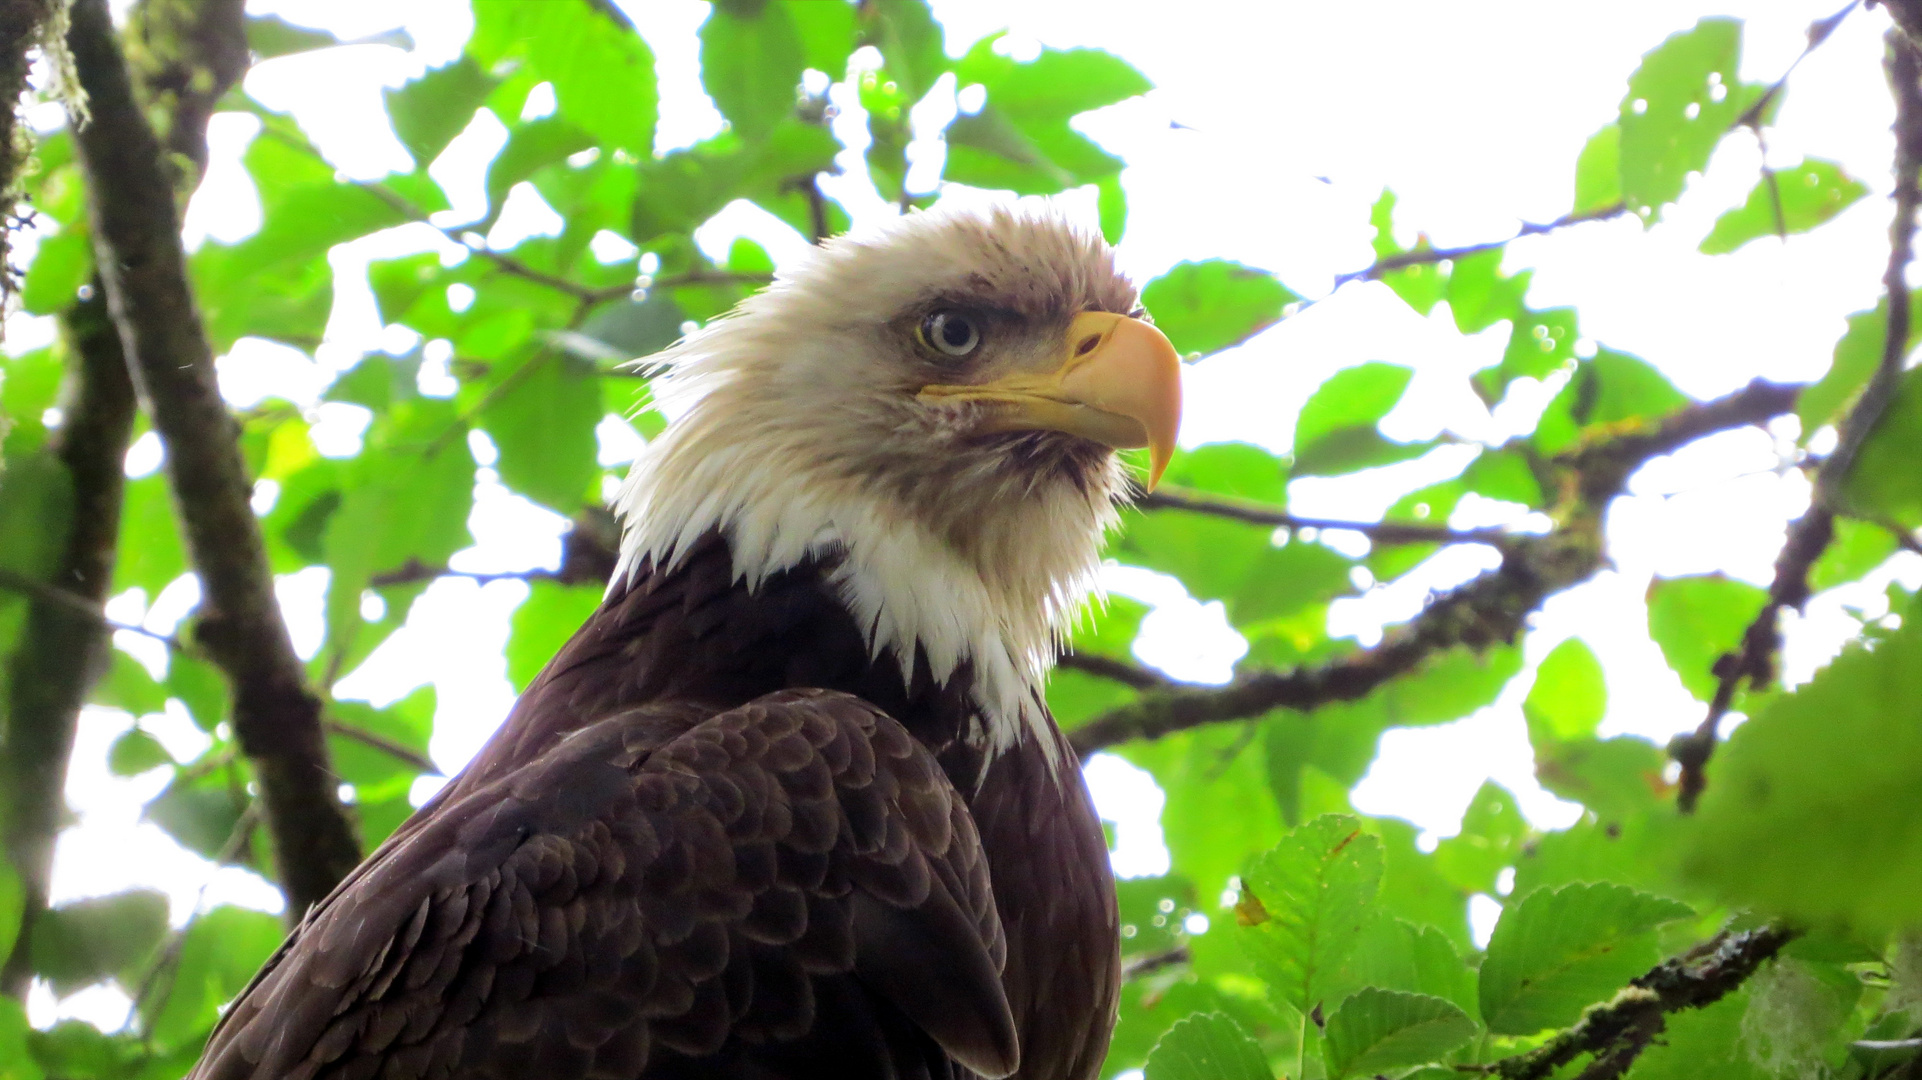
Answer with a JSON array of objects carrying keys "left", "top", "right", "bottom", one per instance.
[{"left": 1075, "top": 334, "right": 1102, "bottom": 357}]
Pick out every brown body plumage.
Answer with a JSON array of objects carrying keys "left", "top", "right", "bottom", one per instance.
[{"left": 188, "top": 205, "right": 1180, "bottom": 1080}]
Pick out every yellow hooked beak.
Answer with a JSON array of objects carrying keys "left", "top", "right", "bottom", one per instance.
[{"left": 916, "top": 311, "right": 1183, "bottom": 490}]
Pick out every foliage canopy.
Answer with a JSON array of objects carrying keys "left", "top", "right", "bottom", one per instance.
[{"left": 0, "top": 3, "right": 1920, "bottom": 1079}]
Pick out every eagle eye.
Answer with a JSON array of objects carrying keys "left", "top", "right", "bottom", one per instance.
[{"left": 920, "top": 310, "right": 982, "bottom": 358}]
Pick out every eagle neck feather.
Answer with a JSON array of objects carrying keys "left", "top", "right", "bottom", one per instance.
[{"left": 615, "top": 423, "right": 1103, "bottom": 773}]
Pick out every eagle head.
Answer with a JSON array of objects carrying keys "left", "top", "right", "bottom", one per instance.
[{"left": 614, "top": 203, "right": 1181, "bottom": 761}]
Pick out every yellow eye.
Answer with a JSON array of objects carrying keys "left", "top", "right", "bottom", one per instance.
[{"left": 920, "top": 310, "right": 981, "bottom": 358}]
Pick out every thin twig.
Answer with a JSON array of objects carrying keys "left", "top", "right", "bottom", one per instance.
[
  {"left": 1675, "top": 27, "right": 1922, "bottom": 812},
  {"left": 1138, "top": 485, "right": 1523, "bottom": 548},
  {"left": 129, "top": 800, "right": 260, "bottom": 1031},
  {"left": 0, "top": 566, "right": 181, "bottom": 650},
  {"left": 1334, "top": 202, "right": 1630, "bottom": 286}
]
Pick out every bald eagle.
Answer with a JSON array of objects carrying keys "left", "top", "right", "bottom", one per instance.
[{"left": 190, "top": 205, "right": 1182, "bottom": 1080}]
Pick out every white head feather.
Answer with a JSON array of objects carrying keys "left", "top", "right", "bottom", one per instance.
[{"left": 613, "top": 203, "right": 1142, "bottom": 767}]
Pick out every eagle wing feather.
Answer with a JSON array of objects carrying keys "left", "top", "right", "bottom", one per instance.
[{"left": 189, "top": 688, "right": 1016, "bottom": 1080}]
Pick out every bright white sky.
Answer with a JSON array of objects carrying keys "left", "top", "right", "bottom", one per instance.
[{"left": 22, "top": 0, "right": 1922, "bottom": 1030}]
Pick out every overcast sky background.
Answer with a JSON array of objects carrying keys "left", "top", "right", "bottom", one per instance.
[{"left": 21, "top": 0, "right": 1922, "bottom": 1030}]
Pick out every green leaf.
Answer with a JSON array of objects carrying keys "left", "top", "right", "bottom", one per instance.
[
  {"left": 1463, "top": 451, "right": 1543, "bottom": 509},
  {"left": 1116, "top": 875, "right": 1197, "bottom": 959},
  {"left": 0, "top": 863, "right": 22, "bottom": 973},
  {"left": 790, "top": 0, "right": 856, "bottom": 77},
  {"left": 1483, "top": 307, "right": 1577, "bottom": 402},
  {"left": 943, "top": 38, "right": 1149, "bottom": 194},
  {"left": 861, "top": 0, "right": 946, "bottom": 100},
  {"left": 1123, "top": 724, "right": 1286, "bottom": 906},
  {"left": 1573, "top": 123, "right": 1622, "bottom": 213},
  {"left": 139, "top": 906, "right": 283, "bottom": 1054},
  {"left": 700, "top": 1, "right": 806, "bottom": 141},
  {"left": 29, "top": 890, "right": 170, "bottom": 996},
  {"left": 1533, "top": 348, "right": 1689, "bottom": 454},
  {"left": 1685, "top": 594, "right": 1922, "bottom": 933},
  {"left": 328, "top": 687, "right": 435, "bottom": 802},
  {"left": 1343, "top": 915, "right": 1478, "bottom": 1014},
  {"left": 1534, "top": 734, "right": 1668, "bottom": 820},
  {"left": 1808, "top": 517, "right": 1898, "bottom": 593},
  {"left": 1433, "top": 781, "right": 1527, "bottom": 895},
  {"left": 507, "top": 580, "right": 604, "bottom": 692},
  {"left": 166, "top": 653, "right": 229, "bottom": 732},
  {"left": 1368, "top": 190, "right": 1448, "bottom": 316},
  {"left": 481, "top": 354, "right": 602, "bottom": 513},
  {"left": 1523, "top": 638, "right": 1605, "bottom": 744},
  {"left": 0, "top": 450, "right": 73, "bottom": 586},
  {"left": 93, "top": 650, "right": 168, "bottom": 715},
  {"left": 0, "top": 997, "right": 42, "bottom": 1080},
  {"left": 321, "top": 391, "right": 475, "bottom": 664},
  {"left": 1797, "top": 295, "right": 1922, "bottom": 437},
  {"left": 1843, "top": 367, "right": 1922, "bottom": 528},
  {"left": 470, "top": 0, "right": 658, "bottom": 156},
  {"left": 1140, "top": 260, "right": 1295, "bottom": 357},
  {"left": 1242, "top": 814, "right": 1383, "bottom": 1014},
  {"left": 1324, "top": 989, "right": 1477, "bottom": 1078},
  {"left": 1444, "top": 249, "right": 1530, "bottom": 335},
  {"left": 1477, "top": 882, "right": 1692, "bottom": 1035},
  {"left": 1627, "top": 988, "right": 1768, "bottom": 1080},
  {"left": 110, "top": 470, "right": 185, "bottom": 591},
  {"left": 21, "top": 226, "right": 90, "bottom": 315},
  {"left": 483, "top": 117, "right": 597, "bottom": 228},
  {"left": 243, "top": 15, "right": 340, "bottom": 59},
  {"left": 1618, "top": 18, "right": 1756, "bottom": 222},
  {"left": 1291, "top": 363, "right": 1424, "bottom": 477},
  {"left": 1645, "top": 574, "right": 1767, "bottom": 702},
  {"left": 107, "top": 728, "right": 173, "bottom": 776},
  {"left": 1700, "top": 159, "right": 1868, "bottom": 254},
  {"left": 145, "top": 765, "right": 251, "bottom": 866},
  {"left": 1143, "top": 1012, "right": 1273, "bottom": 1080},
  {"left": 384, "top": 56, "right": 499, "bottom": 169}
]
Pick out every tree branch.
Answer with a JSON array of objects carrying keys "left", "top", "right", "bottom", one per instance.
[
  {"left": 1070, "top": 379, "right": 1803, "bottom": 755},
  {"left": 64, "top": 0, "right": 359, "bottom": 918},
  {"left": 1138, "top": 484, "right": 1522, "bottom": 548},
  {"left": 0, "top": 285, "right": 136, "bottom": 998},
  {"left": 0, "top": 0, "right": 60, "bottom": 309},
  {"left": 1057, "top": 651, "right": 1175, "bottom": 691},
  {"left": 1674, "top": 29, "right": 1922, "bottom": 812},
  {"left": 1120, "top": 945, "right": 1191, "bottom": 981},
  {"left": 1490, "top": 926, "right": 1797, "bottom": 1080}
]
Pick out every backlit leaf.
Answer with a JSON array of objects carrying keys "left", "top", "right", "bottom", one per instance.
[
  {"left": 1143, "top": 1012, "right": 1272, "bottom": 1080},
  {"left": 1324, "top": 989, "right": 1477, "bottom": 1077},
  {"left": 1291, "top": 363, "right": 1423, "bottom": 477},
  {"left": 1478, "top": 882, "right": 1691, "bottom": 1034},
  {"left": 29, "top": 890, "right": 169, "bottom": 996},
  {"left": 1140, "top": 260, "right": 1294, "bottom": 357},
  {"left": 384, "top": 56, "right": 499, "bottom": 170},
  {"left": 1645, "top": 574, "right": 1767, "bottom": 702},
  {"left": 1618, "top": 18, "right": 1758, "bottom": 221},
  {"left": 1242, "top": 814, "right": 1383, "bottom": 1014},
  {"left": 507, "top": 580, "right": 604, "bottom": 692},
  {"left": 700, "top": 1, "right": 806, "bottom": 141},
  {"left": 1700, "top": 159, "right": 1868, "bottom": 254},
  {"left": 1685, "top": 594, "right": 1922, "bottom": 933}
]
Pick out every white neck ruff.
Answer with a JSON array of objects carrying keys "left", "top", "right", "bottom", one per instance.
[{"left": 613, "top": 428, "right": 1089, "bottom": 771}]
